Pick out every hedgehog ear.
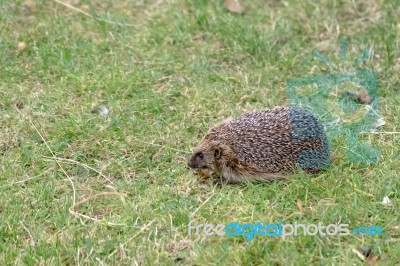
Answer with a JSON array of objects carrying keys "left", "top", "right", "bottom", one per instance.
[{"left": 214, "top": 147, "right": 221, "bottom": 159}]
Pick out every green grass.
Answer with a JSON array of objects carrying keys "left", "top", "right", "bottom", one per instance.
[{"left": 1, "top": 0, "right": 399, "bottom": 264}]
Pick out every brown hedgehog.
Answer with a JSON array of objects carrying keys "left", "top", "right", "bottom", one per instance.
[{"left": 188, "top": 107, "right": 330, "bottom": 184}]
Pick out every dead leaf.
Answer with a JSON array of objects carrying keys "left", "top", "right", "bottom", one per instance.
[
  {"left": 224, "top": 0, "right": 244, "bottom": 13},
  {"left": 296, "top": 199, "right": 304, "bottom": 214},
  {"left": 355, "top": 93, "right": 374, "bottom": 104},
  {"left": 12, "top": 98, "right": 24, "bottom": 109},
  {"left": 362, "top": 247, "right": 379, "bottom": 264},
  {"left": 341, "top": 91, "right": 374, "bottom": 104},
  {"left": 17, "top": 42, "right": 27, "bottom": 51},
  {"left": 352, "top": 248, "right": 366, "bottom": 261},
  {"left": 381, "top": 196, "right": 392, "bottom": 207},
  {"left": 91, "top": 105, "right": 109, "bottom": 115},
  {"left": 361, "top": 247, "right": 372, "bottom": 258},
  {"left": 167, "top": 240, "right": 190, "bottom": 254},
  {"left": 352, "top": 247, "right": 379, "bottom": 264},
  {"left": 373, "top": 117, "right": 386, "bottom": 130}
]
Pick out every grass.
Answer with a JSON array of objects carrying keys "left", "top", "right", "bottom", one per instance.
[{"left": 0, "top": 0, "right": 399, "bottom": 264}]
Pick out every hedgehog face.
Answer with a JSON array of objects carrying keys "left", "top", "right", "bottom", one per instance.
[{"left": 188, "top": 141, "right": 222, "bottom": 171}]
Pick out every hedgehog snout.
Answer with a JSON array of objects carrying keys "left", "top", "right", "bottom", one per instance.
[{"left": 188, "top": 157, "right": 199, "bottom": 169}]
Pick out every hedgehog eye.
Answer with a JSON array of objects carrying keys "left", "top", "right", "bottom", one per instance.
[{"left": 197, "top": 152, "right": 204, "bottom": 159}]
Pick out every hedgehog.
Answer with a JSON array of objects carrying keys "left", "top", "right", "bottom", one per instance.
[{"left": 188, "top": 107, "right": 330, "bottom": 184}]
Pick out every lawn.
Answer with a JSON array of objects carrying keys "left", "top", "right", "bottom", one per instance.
[{"left": 0, "top": 0, "right": 399, "bottom": 264}]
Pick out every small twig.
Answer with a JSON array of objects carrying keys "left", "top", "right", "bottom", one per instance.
[
  {"left": 95, "top": 258, "right": 106, "bottom": 266},
  {"left": 134, "top": 138, "right": 192, "bottom": 154},
  {"left": 190, "top": 192, "right": 215, "bottom": 218},
  {"left": 352, "top": 248, "right": 366, "bottom": 262},
  {"left": 53, "top": 0, "right": 140, "bottom": 27},
  {"left": 108, "top": 220, "right": 155, "bottom": 258},
  {"left": 354, "top": 188, "right": 373, "bottom": 198},
  {"left": 15, "top": 108, "right": 77, "bottom": 205},
  {"left": 20, "top": 221, "right": 35, "bottom": 246},
  {"left": 42, "top": 156, "right": 113, "bottom": 183},
  {"left": 54, "top": 0, "right": 92, "bottom": 17},
  {"left": 68, "top": 192, "right": 127, "bottom": 226},
  {"left": 0, "top": 169, "right": 52, "bottom": 189}
]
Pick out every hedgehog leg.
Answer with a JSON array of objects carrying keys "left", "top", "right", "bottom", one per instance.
[
  {"left": 197, "top": 168, "right": 214, "bottom": 182},
  {"left": 214, "top": 169, "right": 240, "bottom": 185}
]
